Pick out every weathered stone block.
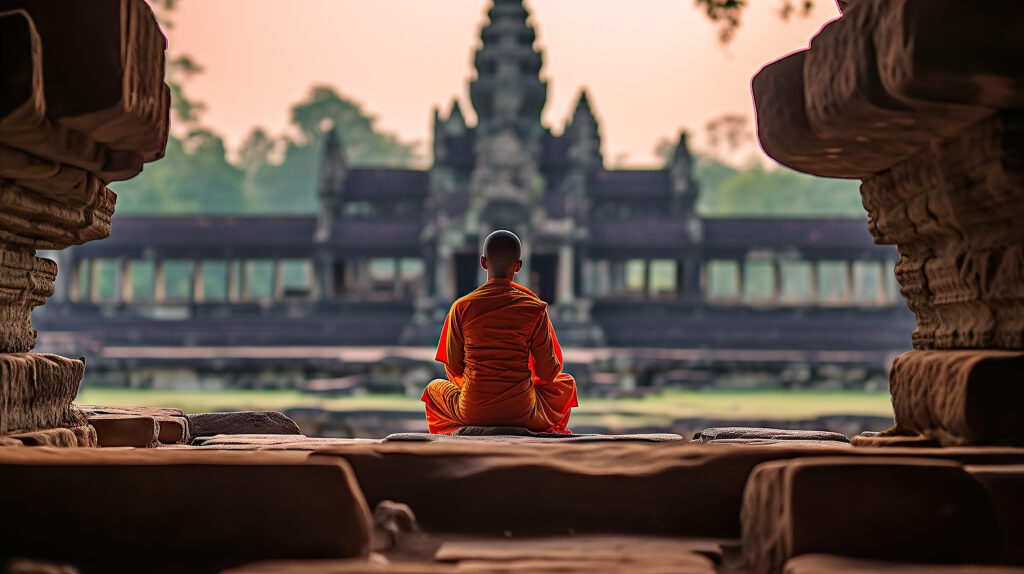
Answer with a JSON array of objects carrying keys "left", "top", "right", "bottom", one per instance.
[
  {"left": 188, "top": 411, "right": 303, "bottom": 440},
  {"left": 0, "top": 10, "right": 144, "bottom": 181},
  {"left": 890, "top": 350, "right": 1024, "bottom": 446},
  {"left": 694, "top": 427, "right": 849, "bottom": 444},
  {"left": 0, "top": 353, "right": 85, "bottom": 435},
  {"left": 0, "top": 0, "right": 170, "bottom": 161},
  {"left": 78, "top": 404, "right": 190, "bottom": 444},
  {"left": 0, "top": 250, "right": 55, "bottom": 353},
  {"left": 875, "top": 0, "right": 1024, "bottom": 110},
  {"left": 0, "top": 449, "right": 372, "bottom": 566},
  {"left": 87, "top": 414, "right": 159, "bottom": 448},
  {"left": 0, "top": 180, "right": 114, "bottom": 250},
  {"left": 741, "top": 457, "right": 998, "bottom": 574},
  {"left": 968, "top": 464, "right": 1024, "bottom": 565}
]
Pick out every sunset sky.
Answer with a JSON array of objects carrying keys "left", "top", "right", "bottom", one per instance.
[{"left": 169, "top": 0, "right": 840, "bottom": 167}]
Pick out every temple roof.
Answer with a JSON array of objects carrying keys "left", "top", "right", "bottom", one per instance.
[
  {"left": 703, "top": 218, "right": 888, "bottom": 254},
  {"left": 591, "top": 170, "right": 672, "bottom": 199},
  {"left": 345, "top": 169, "right": 430, "bottom": 200}
]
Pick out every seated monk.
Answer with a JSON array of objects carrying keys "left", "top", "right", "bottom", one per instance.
[{"left": 422, "top": 230, "right": 578, "bottom": 434}]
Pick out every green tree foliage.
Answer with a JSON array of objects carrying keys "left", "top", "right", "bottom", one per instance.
[{"left": 241, "top": 86, "right": 420, "bottom": 214}]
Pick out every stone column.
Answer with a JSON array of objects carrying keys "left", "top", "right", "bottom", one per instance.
[
  {"left": 153, "top": 259, "right": 166, "bottom": 303},
  {"left": 88, "top": 259, "right": 102, "bottom": 303},
  {"left": 272, "top": 259, "right": 285, "bottom": 301},
  {"left": 192, "top": 260, "right": 205, "bottom": 304},
  {"left": 238, "top": 260, "right": 249, "bottom": 301},
  {"left": 557, "top": 244, "right": 575, "bottom": 304},
  {"left": 610, "top": 260, "right": 626, "bottom": 295},
  {"left": 119, "top": 258, "right": 133, "bottom": 303},
  {"left": 807, "top": 261, "right": 819, "bottom": 305},
  {"left": 640, "top": 259, "right": 650, "bottom": 299},
  {"left": 752, "top": 0, "right": 1024, "bottom": 445},
  {"left": 226, "top": 260, "right": 239, "bottom": 303},
  {"left": 845, "top": 260, "right": 856, "bottom": 304},
  {"left": 772, "top": 259, "right": 784, "bottom": 304},
  {"left": 735, "top": 259, "right": 746, "bottom": 302},
  {"left": 394, "top": 258, "right": 404, "bottom": 299}
]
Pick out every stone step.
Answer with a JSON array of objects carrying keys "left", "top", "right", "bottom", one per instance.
[
  {"left": 0, "top": 448, "right": 372, "bottom": 568},
  {"left": 784, "top": 555, "right": 1024, "bottom": 574},
  {"left": 741, "top": 457, "right": 999, "bottom": 574}
]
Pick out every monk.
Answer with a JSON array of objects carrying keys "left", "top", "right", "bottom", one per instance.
[{"left": 422, "top": 230, "right": 578, "bottom": 434}]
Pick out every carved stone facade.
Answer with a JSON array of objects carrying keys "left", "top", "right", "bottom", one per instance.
[
  {"left": 0, "top": 1, "right": 169, "bottom": 444},
  {"left": 753, "top": 0, "right": 1024, "bottom": 445}
]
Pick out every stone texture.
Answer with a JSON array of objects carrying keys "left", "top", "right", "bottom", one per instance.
[
  {"left": 0, "top": 448, "right": 372, "bottom": 567},
  {"left": 862, "top": 113, "right": 1024, "bottom": 351},
  {"left": 889, "top": 350, "right": 1024, "bottom": 446},
  {"left": 850, "top": 433, "right": 939, "bottom": 448},
  {"left": 6, "top": 427, "right": 79, "bottom": 447},
  {"left": 0, "top": 0, "right": 170, "bottom": 161},
  {"left": 784, "top": 554, "right": 1024, "bottom": 574},
  {"left": 741, "top": 457, "right": 998, "bottom": 574},
  {"left": 86, "top": 414, "right": 159, "bottom": 448},
  {"left": 693, "top": 427, "right": 849, "bottom": 444},
  {"left": 188, "top": 411, "right": 303, "bottom": 440},
  {"left": 78, "top": 404, "right": 191, "bottom": 444},
  {"left": 0, "top": 251, "right": 55, "bottom": 353},
  {"left": 0, "top": 354, "right": 85, "bottom": 434},
  {"left": 0, "top": 0, "right": 168, "bottom": 446},
  {"left": 753, "top": 0, "right": 1024, "bottom": 446}
]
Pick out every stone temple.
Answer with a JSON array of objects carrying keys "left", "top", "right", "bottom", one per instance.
[
  {"left": 39, "top": 0, "right": 914, "bottom": 385},
  {"left": 2, "top": 0, "right": 1024, "bottom": 572}
]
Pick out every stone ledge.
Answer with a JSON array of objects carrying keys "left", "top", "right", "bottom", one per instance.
[
  {"left": 0, "top": 353, "right": 84, "bottom": 434},
  {"left": 741, "top": 457, "right": 998, "bottom": 574},
  {"left": 0, "top": 448, "right": 372, "bottom": 567},
  {"left": 890, "top": 350, "right": 1024, "bottom": 446}
]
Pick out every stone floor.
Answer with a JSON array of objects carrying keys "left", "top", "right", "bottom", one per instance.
[{"left": 2, "top": 408, "right": 1024, "bottom": 573}]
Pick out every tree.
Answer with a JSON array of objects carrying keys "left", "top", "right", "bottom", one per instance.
[
  {"left": 241, "top": 86, "right": 420, "bottom": 214},
  {"left": 694, "top": 0, "right": 815, "bottom": 42}
]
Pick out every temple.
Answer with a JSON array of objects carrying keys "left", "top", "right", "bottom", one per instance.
[{"left": 41, "top": 0, "right": 909, "bottom": 368}]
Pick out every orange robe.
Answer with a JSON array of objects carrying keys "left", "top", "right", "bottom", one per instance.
[{"left": 421, "top": 278, "right": 578, "bottom": 434}]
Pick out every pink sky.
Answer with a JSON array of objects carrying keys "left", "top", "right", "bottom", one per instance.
[{"left": 170, "top": 0, "right": 839, "bottom": 167}]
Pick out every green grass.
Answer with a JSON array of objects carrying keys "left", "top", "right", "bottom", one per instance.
[{"left": 76, "top": 388, "right": 893, "bottom": 420}]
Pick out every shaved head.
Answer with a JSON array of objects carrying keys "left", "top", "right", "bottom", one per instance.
[{"left": 482, "top": 230, "right": 522, "bottom": 278}]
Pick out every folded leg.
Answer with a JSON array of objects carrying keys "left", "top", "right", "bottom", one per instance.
[
  {"left": 531, "top": 372, "right": 578, "bottom": 434},
  {"left": 422, "top": 378, "right": 466, "bottom": 434}
]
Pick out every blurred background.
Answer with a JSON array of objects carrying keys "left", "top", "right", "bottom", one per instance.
[{"left": 33, "top": 0, "right": 907, "bottom": 438}]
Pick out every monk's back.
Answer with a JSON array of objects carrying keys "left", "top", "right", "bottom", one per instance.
[{"left": 456, "top": 281, "right": 545, "bottom": 397}]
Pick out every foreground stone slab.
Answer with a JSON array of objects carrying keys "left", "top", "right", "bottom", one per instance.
[
  {"left": 0, "top": 448, "right": 372, "bottom": 567},
  {"left": 784, "top": 554, "right": 1024, "bottom": 574},
  {"left": 741, "top": 457, "right": 998, "bottom": 574},
  {"left": 191, "top": 434, "right": 377, "bottom": 449},
  {"left": 188, "top": 411, "right": 303, "bottom": 440},
  {"left": 87, "top": 414, "right": 159, "bottom": 448},
  {"left": 967, "top": 465, "right": 1024, "bottom": 565},
  {"left": 889, "top": 350, "right": 1024, "bottom": 446},
  {"left": 433, "top": 535, "right": 723, "bottom": 564}
]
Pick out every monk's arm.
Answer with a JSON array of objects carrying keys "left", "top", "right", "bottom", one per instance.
[
  {"left": 443, "top": 305, "right": 465, "bottom": 380},
  {"left": 528, "top": 311, "right": 562, "bottom": 384}
]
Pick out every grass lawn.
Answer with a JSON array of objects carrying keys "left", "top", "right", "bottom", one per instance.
[{"left": 76, "top": 387, "right": 894, "bottom": 420}]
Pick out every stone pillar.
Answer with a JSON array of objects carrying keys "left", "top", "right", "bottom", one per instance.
[
  {"left": 606, "top": 259, "right": 622, "bottom": 294},
  {"left": 272, "top": 259, "right": 285, "bottom": 300},
  {"left": 193, "top": 260, "right": 205, "bottom": 303},
  {"left": 394, "top": 258, "right": 404, "bottom": 299},
  {"left": 845, "top": 260, "right": 856, "bottom": 304},
  {"left": 752, "top": 0, "right": 1024, "bottom": 445},
  {"left": 119, "top": 258, "right": 133, "bottom": 303},
  {"left": 807, "top": 261, "right": 819, "bottom": 305},
  {"left": 557, "top": 244, "right": 575, "bottom": 304},
  {"left": 772, "top": 259, "right": 784, "bottom": 304},
  {"left": 735, "top": 259, "right": 746, "bottom": 302},
  {"left": 52, "top": 250, "right": 71, "bottom": 303},
  {"left": 226, "top": 260, "right": 240, "bottom": 303},
  {"left": 640, "top": 259, "right": 650, "bottom": 299},
  {"left": 597, "top": 260, "right": 611, "bottom": 297},
  {"left": 153, "top": 259, "right": 166, "bottom": 303},
  {"left": 86, "top": 259, "right": 100, "bottom": 302},
  {"left": 0, "top": 2, "right": 169, "bottom": 445}
]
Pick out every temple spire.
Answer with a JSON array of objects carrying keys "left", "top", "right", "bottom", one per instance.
[
  {"left": 566, "top": 89, "right": 602, "bottom": 171},
  {"left": 469, "top": 0, "right": 547, "bottom": 137}
]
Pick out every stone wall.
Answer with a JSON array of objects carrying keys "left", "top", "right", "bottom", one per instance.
[
  {"left": 752, "top": 0, "right": 1024, "bottom": 445},
  {"left": 0, "top": 1, "right": 169, "bottom": 444}
]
